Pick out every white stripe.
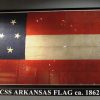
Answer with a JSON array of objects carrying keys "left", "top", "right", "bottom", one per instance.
[{"left": 25, "top": 35, "right": 100, "bottom": 60}]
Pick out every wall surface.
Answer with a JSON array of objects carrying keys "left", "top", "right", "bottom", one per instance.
[{"left": 0, "top": 0, "right": 100, "bottom": 11}]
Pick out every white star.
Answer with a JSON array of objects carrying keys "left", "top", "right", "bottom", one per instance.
[
  {"left": 7, "top": 47, "right": 14, "bottom": 53},
  {"left": 0, "top": 33, "right": 5, "bottom": 39},
  {"left": 10, "top": 20, "right": 16, "bottom": 25},
  {"left": 15, "top": 33, "right": 21, "bottom": 39}
]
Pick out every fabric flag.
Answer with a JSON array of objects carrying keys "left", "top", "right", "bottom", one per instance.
[{"left": 0, "top": 11, "right": 100, "bottom": 84}]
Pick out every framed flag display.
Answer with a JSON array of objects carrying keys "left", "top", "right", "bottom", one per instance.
[{"left": 0, "top": 0, "right": 100, "bottom": 96}]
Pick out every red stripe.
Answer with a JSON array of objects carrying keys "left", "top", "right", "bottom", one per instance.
[
  {"left": 0, "top": 60, "right": 100, "bottom": 84},
  {"left": 26, "top": 11, "right": 100, "bottom": 35}
]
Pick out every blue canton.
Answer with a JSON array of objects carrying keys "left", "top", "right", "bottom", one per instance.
[{"left": 0, "top": 13, "right": 26, "bottom": 59}]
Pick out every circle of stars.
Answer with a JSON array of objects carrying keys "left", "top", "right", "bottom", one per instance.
[{"left": 0, "top": 19, "right": 22, "bottom": 54}]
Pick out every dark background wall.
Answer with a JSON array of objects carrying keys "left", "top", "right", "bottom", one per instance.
[{"left": 0, "top": 0, "right": 100, "bottom": 11}]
